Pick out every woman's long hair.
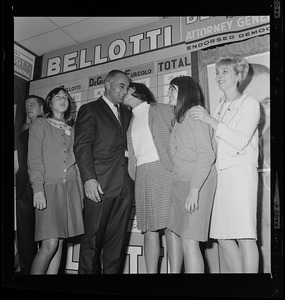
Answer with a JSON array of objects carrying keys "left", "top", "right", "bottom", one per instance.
[
  {"left": 44, "top": 87, "right": 74, "bottom": 126},
  {"left": 170, "top": 76, "right": 201, "bottom": 123}
]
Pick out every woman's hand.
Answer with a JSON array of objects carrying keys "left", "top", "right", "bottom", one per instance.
[
  {"left": 185, "top": 188, "right": 199, "bottom": 214},
  {"left": 189, "top": 105, "right": 211, "bottom": 123},
  {"left": 189, "top": 105, "right": 218, "bottom": 129},
  {"left": 33, "top": 191, "right": 47, "bottom": 210}
]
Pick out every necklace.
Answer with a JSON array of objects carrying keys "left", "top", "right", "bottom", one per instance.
[
  {"left": 217, "top": 94, "right": 242, "bottom": 122},
  {"left": 47, "top": 118, "right": 71, "bottom": 136}
]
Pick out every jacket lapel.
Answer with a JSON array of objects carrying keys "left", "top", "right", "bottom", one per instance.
[
  {"left": 99, "top": 97, "right": 122, "bottom": 128},
  {"left": 127, "top": 117, "right": 134, "bottom": 148},
  {"left": 127, "top": 116, "right": 136, "bottom": 179},
  {"left": 222, "top": 94, "right": 248, "bottom": 125},
  {"left": 148, "top": 103, "right": 155, "bottom": 132}
]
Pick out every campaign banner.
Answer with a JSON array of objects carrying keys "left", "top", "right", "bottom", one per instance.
[
  {"left": 123, "top": 62, "right": 155, "bottom": 80},
  {"left": 14, "top": 44, "right": 36, "bottom": 81},
  {"left": 42, "top": 18, "right": 180, "bottom": 77},
  {"left": 182, "top": 16, "right": 270, "bottom": 52}
]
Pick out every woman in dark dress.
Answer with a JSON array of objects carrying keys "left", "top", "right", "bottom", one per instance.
[{"left": 28, "top": 87, "right": 84, "bottom": 274}]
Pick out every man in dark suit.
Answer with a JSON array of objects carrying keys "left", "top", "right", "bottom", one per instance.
[
  {"left": 74, "top": 70, "right": 134, "bottom": 274},
  {"left": 15, "top": 95, "right": 44, "bottom": 274}
]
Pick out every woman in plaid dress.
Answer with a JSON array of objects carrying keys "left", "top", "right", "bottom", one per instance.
[{"left": 124, "top": 82, "right": 176, "bottom": 273}]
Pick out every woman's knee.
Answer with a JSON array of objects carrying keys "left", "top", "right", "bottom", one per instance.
[
  {"left": 181, "top": 238, "right": 199, "bottom": 252},
  {"left": 238, "top": 238, "right": 258, "bottom": 249},
  {"left": 217, "top": 239, "right": 237, "bottom": 251},
  {"left": 41, "top": 238, "right": 59, "bottom": 254},
  {"left": 144, "top": 230, "right": 159, "bottom": 239}
]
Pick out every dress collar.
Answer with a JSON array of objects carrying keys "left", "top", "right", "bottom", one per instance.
[
  {"left": 102, "top": 95, "right": 117, "bottom": 110},
  {"left": 132, "top": 102, "right": 149, "bottom": 116}
]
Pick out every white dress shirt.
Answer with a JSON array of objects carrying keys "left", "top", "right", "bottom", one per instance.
[
  {"left": 102, "top": 95, "right": 128, "bottom": 157},
  {"left": 102, "top": 95, "right": 120, "bottom": 121}
]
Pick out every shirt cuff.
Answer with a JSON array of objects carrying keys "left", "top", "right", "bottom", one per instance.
[{"left": 32, "top": 183, "right": 44, "bottom": 193}]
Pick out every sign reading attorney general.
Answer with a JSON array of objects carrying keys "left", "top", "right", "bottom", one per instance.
[
  {"left": 182, "top": 16, "right": 270, "bottom": 51},
  {"left": 42, "top": 17, "right": 180, "bottom": 78}
]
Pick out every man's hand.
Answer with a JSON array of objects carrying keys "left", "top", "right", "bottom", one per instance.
[{"left": 84, "top": 179, "right": 104, "bottom": 203}]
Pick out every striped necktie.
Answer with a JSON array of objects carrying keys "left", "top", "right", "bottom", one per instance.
[{"left": 114, "top": 104, "right": 121, "bottom": 125}]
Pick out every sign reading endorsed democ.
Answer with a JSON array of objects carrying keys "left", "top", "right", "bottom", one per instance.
[
  {"left": 14, "top": 44, "right": 36, "bottom": 81},
  {"left": 182, "top": 16, "right": 270, "bottom": 51}
]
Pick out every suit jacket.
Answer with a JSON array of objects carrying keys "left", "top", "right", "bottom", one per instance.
[
  {"left": 213, "top": 94, "right": 260, "bottom": 170},
  {"left": 127, "top": 103, "right": 174, "bottom": 181},
  {"left": 74, "top": 97, "right": 132, "bottom": 198},
  {"left": 16, "top": 129, "right": 33, "bottom": 200}
]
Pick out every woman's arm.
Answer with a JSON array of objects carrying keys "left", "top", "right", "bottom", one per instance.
[
  {"left": 189, "top": 105, "right": 219, "bottom": 130},
  {"left": 189, "top": 97, "right": 260, "bottom": 151},
  {"left": 215, "top": 98, "right": 260, "bottom": 150},
  {"left": 27, "top": 118, "right": 47, "bottom": 210},
  {"left": 27, "top": 118, "right": 45, "bottom": 193},
  {"left": 188, "top": 116, "right": 215, "bottom": 190},
  {"left": 73, "top": 104, "right": 97, "bottom": 183}
]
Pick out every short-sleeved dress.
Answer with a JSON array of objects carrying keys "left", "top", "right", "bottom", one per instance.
[{"left": 28, "top": 118, "right": 84, "bottom": 242}]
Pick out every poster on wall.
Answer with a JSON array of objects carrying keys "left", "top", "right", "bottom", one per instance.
[
  {"left": 207, "top": 52, "right": 269, "bottom": 113},
  {"left": 157, "top": 54, "right": 191, "bottom": 105},
  {"left": 14, "top": 43, "right": 36, "bottom": 81},
  {"left": 207, "top": 52, "right": 271, "bottom": 273}
]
